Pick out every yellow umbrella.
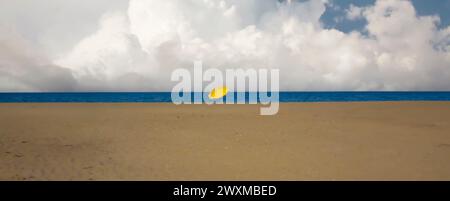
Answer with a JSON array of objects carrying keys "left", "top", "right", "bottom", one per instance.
[{"left": 208, "top": 86, "right": 228, "bottom": 99}]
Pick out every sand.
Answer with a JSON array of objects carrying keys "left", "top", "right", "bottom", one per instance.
[{"left": 1, "top": 102, "right": 450, "bottom": 180}]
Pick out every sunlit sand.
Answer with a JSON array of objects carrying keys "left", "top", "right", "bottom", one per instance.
[{"left": 1, "top": 102, "right": 450, "bottom": 180}]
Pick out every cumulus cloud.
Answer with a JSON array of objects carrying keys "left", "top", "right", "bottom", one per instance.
[
  {"left": 1, "top": 0, "right": 450, "bottom": 91},
  {"left": 0, "top": 27, "right": 76, "bottom": 91}
]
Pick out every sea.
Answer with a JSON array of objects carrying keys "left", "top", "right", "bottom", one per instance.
[{"left": 1, "top": 92, "right": 450, "bottom": 102}]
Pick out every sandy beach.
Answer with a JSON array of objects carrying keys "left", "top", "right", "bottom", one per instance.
[{"left": 1, "top": 102, "right": 450, "bottom": 180}]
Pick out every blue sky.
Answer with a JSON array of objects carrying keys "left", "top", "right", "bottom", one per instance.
[{"left": 321, "top": 0, "right": 450, "bottom": 32}]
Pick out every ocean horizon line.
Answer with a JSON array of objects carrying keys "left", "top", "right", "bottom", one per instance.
[{"left": 1, "top": 91, "right": 450, "bottom": 103}]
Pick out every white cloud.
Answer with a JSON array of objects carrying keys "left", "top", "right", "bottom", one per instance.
[
  {"left": 346, "top": 4, "right": 364, "bottom": 21},
  {"left": 1, "top": 0, "right": 450, "bottom": 91},
  {"left": 0, "top": 0, "right": 128, "bottom": 59},
  {"left": 0, "top": 26, "right": 76, "bottom": 91}
]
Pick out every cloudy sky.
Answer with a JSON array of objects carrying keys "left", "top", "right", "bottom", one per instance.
[{"left": 1, "top": 0, "right": 450, "bottom": 91}]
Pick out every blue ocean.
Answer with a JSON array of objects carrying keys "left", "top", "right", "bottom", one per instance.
[{"left": 1, "top": 92, "right": 450, "bottom": 102}]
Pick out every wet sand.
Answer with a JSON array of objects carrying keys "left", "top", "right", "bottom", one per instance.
[{"left": 1, "top": 102, "right": 450, "bottom": 180}]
